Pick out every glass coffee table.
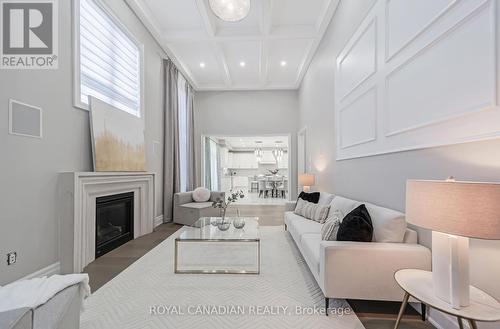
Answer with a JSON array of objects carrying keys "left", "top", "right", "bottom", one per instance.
[{"left": 174, "top": 217, "right": 260, "bottom": 274}]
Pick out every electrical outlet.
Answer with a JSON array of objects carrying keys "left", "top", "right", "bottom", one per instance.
[{"left": 7, "top": 252, "right": 17, "bottom": 265}]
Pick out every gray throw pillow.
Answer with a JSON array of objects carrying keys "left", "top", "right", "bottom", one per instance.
[
  {"left": 321, "top": 209, "right": 344, "bottom": 240},
  {"left": 294, "top": 199, "right": 330, "bottom": 224}
]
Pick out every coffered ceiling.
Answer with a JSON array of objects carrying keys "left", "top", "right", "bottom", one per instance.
[{"left": 126, "top": 0, "right": 339, "bottom": 90}]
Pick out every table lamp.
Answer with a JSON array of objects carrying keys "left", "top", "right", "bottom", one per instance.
[
  {"left": 298, "top": 173, "right": 315, "bottom": 192},
  {"left": 406, "top": 178, "right": 500, "bottom": 309}
]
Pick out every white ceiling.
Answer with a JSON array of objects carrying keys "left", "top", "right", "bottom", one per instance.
[
  {"left": 214, "top": 136, "right": 289, "bottom": 149},
  {"left": 126, "top": 0, "right": 339, "bottom": 91}
]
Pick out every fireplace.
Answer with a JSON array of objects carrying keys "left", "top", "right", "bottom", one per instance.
[{"left": 95, "top": 192, "right": 134, "bottom": 258}]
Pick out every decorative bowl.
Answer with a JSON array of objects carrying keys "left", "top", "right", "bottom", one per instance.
[
  {"left": 233, "top": 218, "right": 245, "bottom": 229},
  {"left": 218, "top": 221, "right": 231, "bottom": 231}
]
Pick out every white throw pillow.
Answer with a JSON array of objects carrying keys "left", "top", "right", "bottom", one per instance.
[
  {"left": 329, "top": 196, "right": 361, "bottom": 218},
  {"left": 365, "top": 203, "right": 407, "bottom": 243},
  {"left": 294, "top": 199, "right": 330, "bottom": 224},
  {"left": 318, "top": 192, "right": 335, "bottom": 205},
  {"left": 192, "top": 187, "right": 211, "bottom": 202},
  {"left": 321, "top": 209, "right": 344, "bottom": 240}
]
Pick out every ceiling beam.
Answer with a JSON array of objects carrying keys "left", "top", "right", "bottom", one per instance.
[
  {"left": 124, "top": 0, "right": 199, "bottom": 88},
  {"left": 196, "top": 84, "right": 296, "bottom": 91},
  {"left": 192, "top": 0, "right": 232, "bottom": 87},
  {"left": 213, "top": 44, "right": 232, "bottom": 86},
  {"left": 194, "top": 0, "right": 232, "bottom": 86},
  {"left": 259, "top": 40, "right": 269, "bottom": 86},
  {"left": 163, "top": 26, "right": 316, "bottom": 43},
  {"left": 260, "top": 0, "right": 272, "bottom": 36},
  {"left": 194, "top": 0, "right": 217, "bottom": 37}
]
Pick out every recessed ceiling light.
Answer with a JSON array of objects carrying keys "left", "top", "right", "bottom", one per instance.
[
  {"left": 199, "top": 62, "right": 206, "bottom": 68},
  {"left": 280, "top": 61, "right": 287, "bottom": 67},
  {"left": 240, "top": 61, "right": 246, "bottom": 67}
]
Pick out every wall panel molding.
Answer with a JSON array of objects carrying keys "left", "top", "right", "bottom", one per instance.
[
  {"left": 385, "top": 0, "right": 497, "bottom": 136},
  {"left": 339, "top": 87, "right": 377, "bottom": 149},
  {"left": 335, "top": 0, "right": 499, "bottom": 160},
  {"left": 385, "top": 0, "right": 458, "bottom": 61},
  {"left": 337, "top": 18, "right": 377, "bottom": 101}
]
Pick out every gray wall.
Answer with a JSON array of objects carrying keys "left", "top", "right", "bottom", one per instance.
[
  {"left": 299, "top": 0, "right": 500, "bottom": 327},
  {"left": 194, "top": 90, "right": 299, "bottom": 198},
  {"left": 0, "top": 0, "right": 165, "bottom": 284}
]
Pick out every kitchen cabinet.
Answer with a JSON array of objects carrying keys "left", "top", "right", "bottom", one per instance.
[
  {"left": 221, "top": 177, "right": 232, "bottom": 192},
  {"left": 228, "top": 152, "right": 258, "bottom": 169},
  {"left": 232, "top": 176, "right": 248, "bottom": 189}
]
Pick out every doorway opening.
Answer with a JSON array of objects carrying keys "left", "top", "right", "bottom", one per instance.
[{"left": 202, "top": 135, "right": 291, "bottom": 205}]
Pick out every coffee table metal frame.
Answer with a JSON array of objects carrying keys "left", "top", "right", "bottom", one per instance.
[{"left": 174, "top": 217, "right": 260, "bottom": 274}]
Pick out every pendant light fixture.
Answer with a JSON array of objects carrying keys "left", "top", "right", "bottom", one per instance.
[
  {"left": 209, "top": 0, "right": 251, "bottom": 22},
  {"left": 254, "top": 141, "right": 263, "bottom": 161},
  {"left": 272, "top": 141, "right": 284, "bottom": 162}
]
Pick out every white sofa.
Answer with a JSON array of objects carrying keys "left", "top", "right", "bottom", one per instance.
[
  {"left": 284, "top": 193, "right": 431, "bottom": 307},
  {"left": 0, "top": 284, "right": 82, "bottom": 329}
]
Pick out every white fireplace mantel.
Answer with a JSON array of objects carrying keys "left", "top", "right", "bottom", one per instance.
[{"left": 58, "top": 172, "right": 155, "bottom": 273}]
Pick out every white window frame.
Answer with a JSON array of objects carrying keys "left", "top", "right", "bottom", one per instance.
[{"left": 72, "top": 0, "right": 145, "bottom": 117}]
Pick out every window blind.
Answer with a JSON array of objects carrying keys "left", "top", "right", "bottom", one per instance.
[{"left": 79, "top": 0, "right": 141, "bottom": 116}]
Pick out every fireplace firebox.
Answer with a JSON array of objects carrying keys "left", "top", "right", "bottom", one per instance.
[{"left": 95, "top": 192, "right": 134, "bottom": 258}]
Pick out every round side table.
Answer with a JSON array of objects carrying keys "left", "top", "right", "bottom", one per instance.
[{"left": 394, "top": 269, "right": 500, "bottom": 329}]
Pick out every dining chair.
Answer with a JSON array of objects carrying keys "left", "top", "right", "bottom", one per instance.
[
  {"left": 258, "top": 180, "right": 269, "bottom": 198},
  {"left": 265, "top": 178, "right": 275, "bottom": 198},
  {"left": 277, "top": 179, "right": 288, "bottom": 198},
  {"left": 249, "top": 176, "right": 259, "bottom": 193}
]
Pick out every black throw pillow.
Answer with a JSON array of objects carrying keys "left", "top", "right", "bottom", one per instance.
[
  {"left": 298, "top": 191, "right": 320, "bottom": 204},
  {"left": 336, "top": 204, "right": 373, "bottom": 242}
]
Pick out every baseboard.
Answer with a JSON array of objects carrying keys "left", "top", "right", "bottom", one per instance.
[
  {"left": 19, "top": 262, "right": 61, "bottom": 281},
  {"left": 154, "top": 215, "right": 164, "bottom": 228},
  {"left": 410, "top": 302, "right": 467, "bottom": 329}
]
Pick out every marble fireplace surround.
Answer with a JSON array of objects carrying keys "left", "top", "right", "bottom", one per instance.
[{"left": 59, "top": 172, "right": 155, "bottom": 273}]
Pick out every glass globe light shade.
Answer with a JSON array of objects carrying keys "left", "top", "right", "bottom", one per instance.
[{"left": 209, "top": 0, "right": 251, "bottom": 22}]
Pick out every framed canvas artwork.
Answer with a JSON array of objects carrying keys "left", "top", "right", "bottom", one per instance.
[{"left": 89, "top": 97, "right": 146, "bottom": 171}]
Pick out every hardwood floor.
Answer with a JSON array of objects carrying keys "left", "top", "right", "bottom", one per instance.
[
  {"left": 83, "top": 222, "right": 183, "bottom": 291},
  {"left": 84, "top": 204, "right": 434, "bottom": 329}
]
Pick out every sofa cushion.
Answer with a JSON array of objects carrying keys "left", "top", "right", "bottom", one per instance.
[
  {"left": 365, "top": 203, "right": 407, "bottom": 243},
  {"left": 301, "top": 234, "right": 321, "bottom": 274},
  {"left": 298, "top": 191, "right": 320, "bottom": 204},
  {"left": 318, "top": 192, "right": 335, "bottom": 205},
  {"left": 285, "top": 212, "right": 322, "bottom": 239},
  {"left": 180, "top": 202, "right": 213, "bottom": 209},
  {"left": 294, "top": 199, "right": 330, "bottom": 224},
  {"left": 192, "top": 187, "right": 211, "bottom": 202}
]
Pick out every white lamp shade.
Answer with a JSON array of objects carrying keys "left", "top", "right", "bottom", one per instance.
[
  {"left": 406, "top": 179, "right": 500, "bottom": 240},
  {"left": 298, "top": 173, "right": 315, "bottom": 187}
]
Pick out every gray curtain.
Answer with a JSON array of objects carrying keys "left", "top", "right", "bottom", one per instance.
[
  {"left": 186, "top": 83, "right": 197, "bottom": 191},
  {"left": 163, "top": 59, "right": 180, "bottom": 221}
]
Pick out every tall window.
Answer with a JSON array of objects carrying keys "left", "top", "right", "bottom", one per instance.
[
  {"left": 204, "top": 137, "right": 219, "bottom": 191},
  {"left": 75, "top": 0, "right": 142, "bottom": 116},
  {"left": 177, "top": 75, "right": 188, "bottom": 192}
]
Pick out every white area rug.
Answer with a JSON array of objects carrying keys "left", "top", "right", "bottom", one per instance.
[{"left": 81, "top": 227, "right": 365, "bottom": 329}]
